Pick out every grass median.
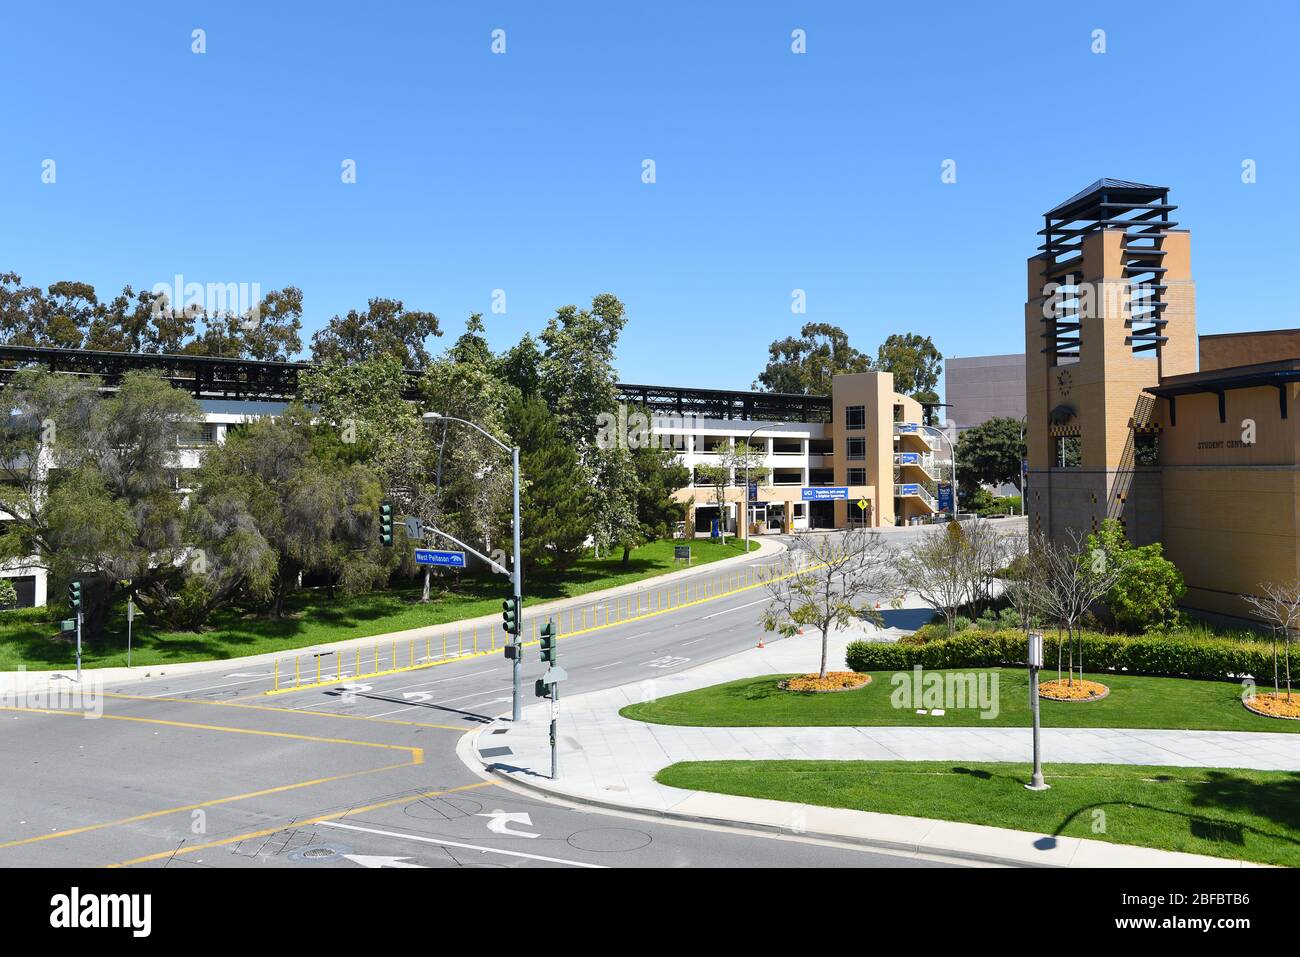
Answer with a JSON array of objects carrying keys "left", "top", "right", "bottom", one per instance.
[
  {"left": 0, "top": 537, "right": 757, "bottom": 671},
  {"left": 656, "top": 759, "right": 1300, "bottom": 866},
  {"left": 620, "top": 667, "right": 1299, "bottom": 734}
]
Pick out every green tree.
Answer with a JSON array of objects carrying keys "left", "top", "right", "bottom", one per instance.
[
  {"left": 956, "top": 416, "right": 1027, "bottom": 497},
  {"left": 195, "top": 405, "right": 389, "bottom": 617},
  {"left": 623, "top": 438, "right": 690, "bottom": 564},
  {"left": 875, "top": 333, "right": 943, "bottom": 396},
  {"left": 311, "top": 297, "right": 442, "bottom": 368},
  {"left": 755, "top": 322, "right": 872, "bottom": 394},
  {"left": 0, "top": 369, "right": 235, "bottom": 636},
  {"left": 497, "top": 333, "right": 542, "bottom": 399},
  {"left": 1087, "top": 519, "right": 1186, "bottom": 632},
  {"left": 509, "top": 395, "right": 590, "bottom": 574}
]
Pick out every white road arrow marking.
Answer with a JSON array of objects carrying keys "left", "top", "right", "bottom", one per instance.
[
  {"left": 224, "top": 672, "right": 271, "bottom": 678},
  {"left": 402, "top": 692, "right": 433, "bottom": 702},
  {"left": 476, "top": 810, "right": 539, "bottom": 838},
  {"left": 319, "top": 821, "right": 603, "bottom": 868},
  {"left": 343, "top": 854, "right": 426, "bottom": 869}
]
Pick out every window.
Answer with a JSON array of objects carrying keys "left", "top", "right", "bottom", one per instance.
[
  {"left": 845, "top": 405, "right": 865, "bottom": 430},
  {"left": 1135, "top": 433, "right": 1159, "bottom": 466},
  {"left": 1054, "top": 435, "right": 1081, "bottom": 468},
  {"left": 847, "top": 467, "right": 866, "bottom": 485},
  {"left": 847, "top": 436, "right": 865, "bottom": 460},
  {"left": 792, "top": 503, "right": 805, "bottom": 518}
]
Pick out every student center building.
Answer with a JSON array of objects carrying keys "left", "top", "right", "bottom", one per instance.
[{"left": 1027, "top": 178, "right": 1300, "bottom": 622}]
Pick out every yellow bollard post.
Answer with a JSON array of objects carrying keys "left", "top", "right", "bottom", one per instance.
[
  {"left": 355, "top": 647, "right": 360, "bottom": 678},
  {"left": 273, "top": 658, "right": 279, "bottom": 691},
  {"left": 295, "top": 656, "right": 300, "bottom": 686},
  {"left": 316, "top": 655, "right": 321, "bottom": 683}
]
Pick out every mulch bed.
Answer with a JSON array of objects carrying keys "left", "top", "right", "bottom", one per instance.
[
  {"left": 1243, "top": 691, "right": 1300, "bottom": 720},
  {"left": 1039, "top": 678, "right": 1109, "bottom": 702},
  {"left": 779, "top": 672, "right": 873, "bottom": 693}
]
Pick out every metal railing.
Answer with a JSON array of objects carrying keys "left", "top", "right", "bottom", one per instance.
[{"left": 266, "top": 549, "right": 815, "bottom": 694}]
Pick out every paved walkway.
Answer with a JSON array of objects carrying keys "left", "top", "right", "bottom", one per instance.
[{"left": 471, "top": 621, "right": 1295, "bottom": 868}]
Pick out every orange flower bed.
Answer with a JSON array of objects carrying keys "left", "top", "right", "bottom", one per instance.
[
  {"left": 1039, "top": 678, "right": 1109, "bottom": 701},
  {"left": 779, "top": 672, "right": 872, "bottom": 693},
  {"left": 1244, "top": 692, "right": 1300, "bottom": 720}
]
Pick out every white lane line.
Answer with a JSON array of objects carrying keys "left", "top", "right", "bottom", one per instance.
[
  {"left": 317, "top": 821, "right": 606, "bottom": 868},
  {"left": 590, "top": 661, "right": 623, "bottom": 671},
  {"left": 700, "top": 598, "right": 768, "bottom": 621},
  {"left": 145, "top": 676, "right": 270, "bottom": 696},
  {"left": 622, "top": 632, "right": 653, "bottom": 641},
  {"left": 366, "top": 687, "right": 507, "bottom": 717},
  {"left": 681, "top": 636, "right": 710, "bottom": 646},
  {"left": 382, "top": 668, "right": 499, "bottom": 693}
]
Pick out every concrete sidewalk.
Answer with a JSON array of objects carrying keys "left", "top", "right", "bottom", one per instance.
[
  {"left": 470, "top": 626, "right": 1291, "bottom": 868},
  {"left": 0, "top": 536, "right": 782, "bottom": 694}
]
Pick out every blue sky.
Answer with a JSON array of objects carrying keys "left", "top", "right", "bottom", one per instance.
[{"left": 2, "top": 1, "right": 1296, "bottom": 394}]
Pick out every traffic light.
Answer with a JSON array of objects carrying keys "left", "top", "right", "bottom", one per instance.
[
  {"left": 534, "top": 678, "right": 551, "bottom": 699},
  {"left": 378, "top": 502, "right": 393, "bottom": 546},
  {"left": 539, "top": 621, "right": 557, "bottom": 664},
  {"left": 501, "top": 595, "right": 520, "bottom": 637},
  {"left": 67, "top": 580, "right": 82, "bottom": 613}
]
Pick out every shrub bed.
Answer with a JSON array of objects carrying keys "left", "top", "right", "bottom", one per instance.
[{"left": 846, "top": 627, "right": 1275, "bottom": 682}]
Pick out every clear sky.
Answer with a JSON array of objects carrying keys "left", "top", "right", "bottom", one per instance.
[{"left": 2, "top": 1, "right": 1296, "bottom": 394}]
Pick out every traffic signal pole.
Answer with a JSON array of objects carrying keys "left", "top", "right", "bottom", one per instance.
[{"left": 511, "top": 445, "right": 522, "bottom": 721}]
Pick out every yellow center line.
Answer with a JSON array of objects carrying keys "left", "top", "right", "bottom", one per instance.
[
  {"left": 106, "top": 779, "right": 496, "bottom": 868},
  {"left": 101, "top": 692, "right": 467, "bottom": 731}
]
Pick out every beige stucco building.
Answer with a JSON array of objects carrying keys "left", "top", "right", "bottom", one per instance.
[{"left": 1025, "top": 178, "right": 1300, "bottom": 622}]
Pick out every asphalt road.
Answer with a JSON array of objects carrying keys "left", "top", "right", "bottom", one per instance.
[{"left": 1, "top": 524, "right": 1010, "bottom": 869}]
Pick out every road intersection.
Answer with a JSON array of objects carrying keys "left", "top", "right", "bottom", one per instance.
[{"left": 1, "top": 526, "right": 976, "bottom": 869}]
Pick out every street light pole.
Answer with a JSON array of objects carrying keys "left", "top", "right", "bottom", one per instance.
[
  {"left": 919, "top": 424, "right": 958, "bottom": 520},
  {"left": 1026, "top": 629, "right": 1049, "bottom": 791},
  {"left": 423, "top": 412, "right": 524, "bottom": 721},
  {"left": 742, "top": 425, "right": 764, "bottom": 552}
]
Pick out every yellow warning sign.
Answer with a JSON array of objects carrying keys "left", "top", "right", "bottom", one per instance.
[{"left": 857, "top": 499, "right": 869, "bottom": 511}]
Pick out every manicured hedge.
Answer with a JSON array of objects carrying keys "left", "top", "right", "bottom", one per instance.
[{"left": 845, "top": 628, "right": 1276, "bottom": 682}]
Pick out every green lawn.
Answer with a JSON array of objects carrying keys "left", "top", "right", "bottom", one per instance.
[
  {"left": 620, "top": 667, "right": 1299, "bottom": 733},
  {"left": 656, "top": 760, "right": 1300, "bottom": 866},
  {"left": 0, "top": 537, "right": 755, "bottom": 671}
]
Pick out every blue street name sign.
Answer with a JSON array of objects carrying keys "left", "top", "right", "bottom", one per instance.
[
  {"left": 801, "top": 486, "right": 849, "bottom": 501},
  {"left": 414, "top": 548, "right": 467, "bottom": 568}
]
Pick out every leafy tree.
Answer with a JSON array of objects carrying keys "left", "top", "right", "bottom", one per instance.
[
  {"left": 195, "top": 405, "right": 389, "bottom": 617},
  {"left": 623, "top": 438, "right": 690, "bottom": 564},
  {"left": 1086, "top": 519, "right": 1186, "bottom": 632},
  {"left": 311, "top": 297, "right": 442, "bottom": 368},
  {"left": 875, "top": 333, "right": 942, "bottom": 396},
  {"left": 694, "top": 441, "right": 768, "bottom": 545},
  {"left": 422, "top": 315, "right": 514, "bottom": 573},
  {"left": 762, "top": 528, "right": 897, "bottom": 678},
  {"left": 956, "top": 416, "right": 1027, "bottom": 497},
  {"left": 497, "top": 333, "right": 542, "bottom": 399},
  {"left": 0, "top": 578, "right": 17, "bottom": 608},
  {"left": 509, "top": 395, "right": 590, "bottom": 574},
  {"left": 754, "top": 322, "right": 872, "bottom": 394},
  {"left": 0, "top": 369, "right": 233, "bottom": 636}
]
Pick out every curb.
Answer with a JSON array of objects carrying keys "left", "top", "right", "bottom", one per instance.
[
  {"left": 460, "top": 718, "right": 1043, "bottom": 869},
  {"left": 0, "top": 536, "right": 784, "bottom": 691}
]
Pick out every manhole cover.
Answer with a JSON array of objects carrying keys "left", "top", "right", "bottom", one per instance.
[
  {"left": 566, "top": 828, "right": 653, "bottom": 853},
  {"left": 287, "top": 842, "right": 350, "bottom": 863}
]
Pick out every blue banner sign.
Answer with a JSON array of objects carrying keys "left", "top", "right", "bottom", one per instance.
[
  {"left": 897, "top": 483, "right": 921, "bottom": 496},
  {"left": 896, "top": 423, "right": 920, "bottom": 433},
  {"left": 898, "top": 452, "right": 920, "bottom": 465},
  {"left": 937, "top": 483, "right": 954, "bottom": 511},
  {"left": 801, "top": 486, "right": 849, "bottom": 501},
  {"left": 414, "top": 548, "right": 467, "bottom": 568}
]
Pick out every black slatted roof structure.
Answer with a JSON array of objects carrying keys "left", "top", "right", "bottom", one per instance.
[
  {"left": 0, "top": 345, "right": 833, "bottom": 422},
  {"left": 0, "top": 345, "right": 425, "bottom": 400},
  {"left": 615, "top": 382, "right": 831, "bottom": 422},
  {"left": 1038, "top": 178, "right": 1177, "bottom": 359}
]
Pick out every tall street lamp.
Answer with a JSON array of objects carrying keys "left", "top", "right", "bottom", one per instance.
[
  {"left": 423, "top": 412, "right": 524, "bottom": 721},
  {"left": 742, "top": 425, "right": 766, "bottom": 552},
  {"left": 918, "top": 423, "right": 958, "bottom": 520}
]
